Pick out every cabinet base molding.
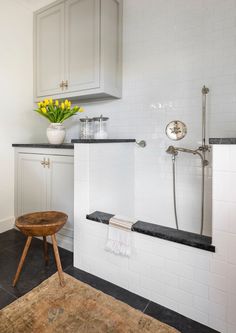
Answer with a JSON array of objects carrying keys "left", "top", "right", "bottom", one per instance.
[
  {"left": 55, "top": 234, "right": 73, "bottom": 252},
  {"left": 0, "top": 217, "right": 15, "bottom": 233}
]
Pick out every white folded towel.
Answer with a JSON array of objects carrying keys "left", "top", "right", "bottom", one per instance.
[{"left": 105, "top": 215, "right": 136, "bottom": 257}]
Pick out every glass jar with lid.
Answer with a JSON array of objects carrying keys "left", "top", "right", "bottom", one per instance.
[
  {"left": 93, "top": 115, "right": 109, "bottom": 139},
  {"left": 79, "top": 117, "right": 94, "bottom": 139}
]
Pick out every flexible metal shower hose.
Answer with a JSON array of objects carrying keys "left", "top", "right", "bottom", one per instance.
[{"left": 172, "top": 155, "right": 179, "bottom": 230}]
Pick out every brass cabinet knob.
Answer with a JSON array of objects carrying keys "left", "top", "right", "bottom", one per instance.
[
  {"left": 59, "top": 81, "right": 64, "bottom": 89},
  {"left": 59, "top": 80, "right": 68, "bottom": 90},
  {"left": 64, "top": 80, "right": 68, "bottom": 88},
  {"left": 44, "top": 158, "right": 50, "bottom": 168},
  {"left": 40, "top": 158, "right": 46, "bottom": 167},
  {"left": 40, "top": 158, "right": 50, "bottom": 168}
]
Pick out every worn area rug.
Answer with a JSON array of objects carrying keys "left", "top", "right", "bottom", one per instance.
[{"left": 0, "top": 273, "right": 180, "bottom": 333}]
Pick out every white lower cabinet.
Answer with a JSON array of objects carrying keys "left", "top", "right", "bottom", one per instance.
[{"left": 15, "top": 148, "right": 74, "bottom": 251}]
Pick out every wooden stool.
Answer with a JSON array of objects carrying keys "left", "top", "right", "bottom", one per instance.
[{"left": 12, "top": 211, "right": 68, "bottom": 287}]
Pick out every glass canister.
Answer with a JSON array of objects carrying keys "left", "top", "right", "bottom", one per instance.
[
  {"left": 93, "top": 115, "right": 109, "bottom": 139},
  {"left": 79, "top": 117, "right": 94, "bottom": 139}
]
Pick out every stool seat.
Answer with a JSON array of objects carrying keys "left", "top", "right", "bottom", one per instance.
[
  {"left": 16, "top": 211, "right": 67, "bottom": 236},
  {"left": 13, "top": 211, "right": 68, "bottom": 287}
]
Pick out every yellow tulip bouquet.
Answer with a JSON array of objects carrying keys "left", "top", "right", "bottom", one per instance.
[{"left": 35, "top": 98, "right": 84, "bottom": 123}]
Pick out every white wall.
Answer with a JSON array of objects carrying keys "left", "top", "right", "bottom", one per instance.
[
  {"left": 0, "top": 0, "right": 45, "bottom": 231},
  {"left": 15, "top": 0, "right": 54, "bottom": 11},
  {"left": 66, "top": 0, "right": 236, "bottom": 236},
  {"left": 74, "top": 144, "right": 236, "bottom": 333}
]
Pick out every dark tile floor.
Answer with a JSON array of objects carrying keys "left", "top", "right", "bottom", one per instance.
[{"left": 0, "top": 229, "right": 219, "bottom": 333}]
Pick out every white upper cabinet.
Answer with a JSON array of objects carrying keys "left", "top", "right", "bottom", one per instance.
[
  {"left": 34, "top": 0, "right": 123, "bottom": 101},
  {"left": 35, "top": 3, "right": 65, "bottom": 97},
  {"left": 65, "top": 0, "right": 100, "bottom": 93}
]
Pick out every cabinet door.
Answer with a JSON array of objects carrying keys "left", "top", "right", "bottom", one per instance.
[
  {"left": 35, "top": 3, "right": 65, "bottom": 97},
  {"left": 46, "top": 155, "right": 74, "bottom": 238},
  {"left": 17, "top": 154, "right": 47, "bottom": 216},
  {"left": 65, "top": 0, "right": 100, "bottom": 92}
]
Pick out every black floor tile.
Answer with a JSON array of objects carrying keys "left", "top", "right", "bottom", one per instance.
[
  {"left": 0, "top": 288, "right": 17, "bottom": 310},
  {"left": 144, "top": 302, "right": 220, "bottom": 333},
  {"left": 0, "top": 247, "right": 51, "bottom": 297},
  {"left": 65, "top": 266, "right": 149, "bottom": 311},
  {"left": 8, "top": 236, "right": 73, "bottom": 271},
  {"left": 0, "top": 229, "right": 26, "bottom": 252},
  {"left": 0, "top": 234, "right": 73, "bottom": 298}
]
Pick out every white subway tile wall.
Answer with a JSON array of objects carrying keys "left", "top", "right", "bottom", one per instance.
[
  {"left": 74, "top": 145, "right": 236, "bottom": 332},
  {"left": 68, "top": 0, "right": 236, "bottom": 236}
]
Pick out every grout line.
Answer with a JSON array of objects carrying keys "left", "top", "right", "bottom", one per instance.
[
  {"left": 63, "top": 264, "right": 73, "bottom": 272},
  {"left": 143, "top": 300, "right": 151, "bottom": 313},
  {"left": 0, "top": 287, "right": 17, "bottom": 300}
]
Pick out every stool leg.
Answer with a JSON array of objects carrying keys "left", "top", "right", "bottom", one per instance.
[
  {"left": 51, "top": 234, "right": 65, "bottom": 287},
  {"left": 43, "top": 236, "right": 49, "bottom": 266},
  {"left": 12, "top": 236, "right": 32, "bottom": 287}
]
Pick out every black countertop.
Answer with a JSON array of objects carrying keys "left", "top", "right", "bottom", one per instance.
[
  {"left": 209, "top": 138, "right": 236, "bottom": 144},
  {"left": 12, "top": 143, "right": 74, "bottom": 149},
  {"left": 86, "top": 211, "right": 215, "bottom": 252},
  {"left": 71, "top": 139, "right": 136, "bottom": 143},
  {"left": 13, "top": 139, "right": 136, "bottom": 148}
]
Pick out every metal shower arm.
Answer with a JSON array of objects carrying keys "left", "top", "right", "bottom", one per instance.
[{"left": 170, "top": 146, "right": 204, "bottom": 161}]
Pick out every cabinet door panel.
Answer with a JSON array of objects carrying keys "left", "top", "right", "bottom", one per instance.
[
  {"left": 46, "top": 155, "right": 74, "bottom": 238},
  {"left": 17, "top": 154, "right": 46, "bottom": 216},
  {"left": 65, "top": 0, "right": 100, "bottom": 92},
  {"left": 35, "top": 3, "right": 65, "bottom": 97}
]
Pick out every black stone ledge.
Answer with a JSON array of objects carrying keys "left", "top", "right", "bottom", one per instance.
[
  {"left": 209, "top": 138, "right": 236, "bottom": 144},
  {"left": 71, "top": 139, "right": 135, "bottom": 143},
  {"left": 86, "top": 211, "right": 215, "bottom": 253},
  {"left": 12, "top": 143, "right": 74, "bottom": 149},
  {"left": 86, "top": 211, "right": 114, "bottom": 224}
]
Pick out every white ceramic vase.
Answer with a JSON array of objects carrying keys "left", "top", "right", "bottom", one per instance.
[{"left": 47, "top": 123, "right": 66, "bottom": 144}]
